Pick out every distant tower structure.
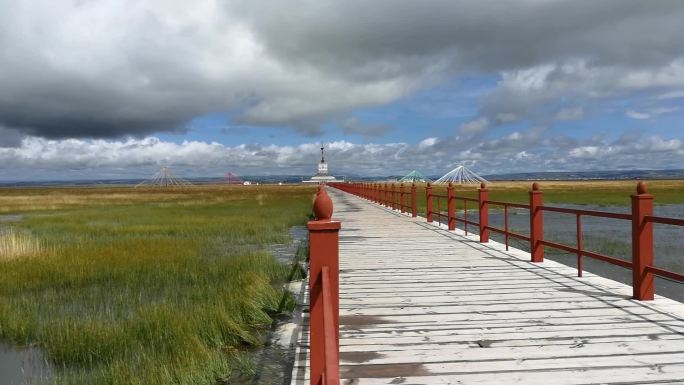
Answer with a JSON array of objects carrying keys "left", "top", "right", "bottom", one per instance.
[
  {"left": 224, "top": 172, "right": 244, "bottom": 185},
  {"left": 318, "top": 146, "right": 329, "bottom": 176},
  {"left": 303, "top": 145, "right": 341, "bottom": 183},
  {"left": 136, "top": 166, "right": 193, "bottom": 188}
]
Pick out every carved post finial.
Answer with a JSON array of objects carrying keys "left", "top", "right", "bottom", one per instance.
[
  {"left": 637, "top": 182, "right": 648, "bottom": 195},
  {"left": 313, "top": 186, "right": 333, "bottom": 220}
]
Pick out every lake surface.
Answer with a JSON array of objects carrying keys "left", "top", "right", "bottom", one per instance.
[
  {"left": 0, "top": 344, "right": 51, "bottom": 385},
  {"left": 438, "top": 204, "right": 684, "bottom": 302}
]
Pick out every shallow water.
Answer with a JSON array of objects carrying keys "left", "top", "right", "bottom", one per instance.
[
  {"left": 230, "top": 225, "right": 308, "bottom": 385},
  {"left": 442, "top": 204, "right": 684, "bottom": 301},
  {"left": 0, "top": 225, "right": 307, "bottom": 385},
  {"left": 0, "top": 344, "right": 51, "bottom": 385}
]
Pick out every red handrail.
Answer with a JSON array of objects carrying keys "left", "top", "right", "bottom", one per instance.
[
  {"left": 330, "top": 181, "right": 684, "bottom": 301},
  {"left": 321, "top": 266, "right": 340, "bottom": 385}
]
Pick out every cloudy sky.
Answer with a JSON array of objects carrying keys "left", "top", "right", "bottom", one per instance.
[{"left": 1, "top": 0, "right": 684, "bottom": 180}]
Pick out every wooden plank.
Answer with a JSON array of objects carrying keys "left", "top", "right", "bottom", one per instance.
[{"left": 290, "top": 189, "right": 684, "bottom": 385}]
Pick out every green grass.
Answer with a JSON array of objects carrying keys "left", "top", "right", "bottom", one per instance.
[{"left": 0, "top": 185, "right": 315, "bottom": 385}]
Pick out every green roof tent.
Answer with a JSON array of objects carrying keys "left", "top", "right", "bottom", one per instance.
[{"left": 398, "top": 170, "right": 431, "bottom": 183}]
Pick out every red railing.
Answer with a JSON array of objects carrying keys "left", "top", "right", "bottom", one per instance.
[
  {"left": 308, "top": 185, "right": 340, "bottom": 385},
  {"left": 336, "top": 182, "right": 418, "bottom": 217},
  {"left": 484, "top": 200, "right": 531, "bottom": 251},
  {"left": 331, "top": 181, "right": 684, "bottom": 301},
  {"left": 426, "top": 182, "right": 482, "bottom": 234},
  {"left": 320, "top": 266, "right": 339, "bottom": 385}
]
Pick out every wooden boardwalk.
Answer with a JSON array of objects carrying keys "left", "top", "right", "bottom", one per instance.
[{"left": 291, "top": 189, "right": 684, "bottom": 385}]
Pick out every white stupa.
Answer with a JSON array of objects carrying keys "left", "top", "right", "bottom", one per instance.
[{"left": 303, "top": 147, "right": 341, "bottom": 183}]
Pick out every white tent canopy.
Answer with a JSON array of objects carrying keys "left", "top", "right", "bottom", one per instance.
[
  {"left": 434, "top": 165, "right": 488, "bottom": 185},
  {"left": 399, "top": 170, "right": 431, "bottom": 183},
  {"left": 136, "top": 166, "right": 193, "bottom": 188}
]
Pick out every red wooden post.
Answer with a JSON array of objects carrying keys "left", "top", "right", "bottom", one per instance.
[
  {"left": 400, "top": 183, "right": 405, "bottom": 213},
  {"left": 384, "top": 183, "right": 389, "bottom": 207},
  {"left": 426, "top": 183, "right": 433, "bottom": 223},
  {"left": 391, "top": 183, "right": 396, "bottom": 210},
  {"left": 411, "top": 183, "right": 417, "bottom": 217},
  {"left": 447, "top": 182, "right": 456, "bottom": 230},
  {"left": 529, "top": 183, "right": 544, "bottom": 263},
  {"left": 478, "top": 183, "right": 489, "bottom": 243},
  {"left": 308, "top": 185, "right": 341, "bottom": 385},
  {"left": 632, "top": 182, "right": 654, "bottom": 301}
]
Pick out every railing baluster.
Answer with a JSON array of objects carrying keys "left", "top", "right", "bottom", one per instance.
[
  {"left": 529, "top": 183, "right": 544, "bottom": 263},
  {"left": 577, "top": 213, "right": 583, "bottom": 277},
  {"left": 411, "top": 183, "right": 417, "bottom": 217},
  {"left": 448, "top": 183, "right": 455, "bottom": 231},
  {"left": 504, "top": 205, "right": 509, "bottom": 251},
  {"left": 426, "top": 183, "right": 433, "bottom": 223},
  {"left": 479, "top": 183, "right": 489, "bottom": 243},
  {"left": 464, "top": 199, "right": 468, "bottom": 235}
]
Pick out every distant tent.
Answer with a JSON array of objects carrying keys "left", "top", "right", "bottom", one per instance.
[
  {"left": 136, "top": 166, "right": 193, "bottom": 188},
  {"left": 399, "top": 170, "right": 431, "bottom": 183},
  {"left": 434, "top": 165, "right": 488, "bottom": 185},
  {"left": 225, "top": 172, "right": 244, "bottom": 184}
]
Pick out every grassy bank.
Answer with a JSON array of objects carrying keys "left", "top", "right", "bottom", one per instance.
[{"left": 0, "top": 185, "right": 315, "bottom": 384}]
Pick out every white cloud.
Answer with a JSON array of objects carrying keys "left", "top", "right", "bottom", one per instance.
[
  {"left": 626, "top": 110, "right": 652, "bottom": 120},
  {"left": 626, "top": 106, "right": 679, "bottom": 120},
  {"left": 419, "top": 137, "right": 439, "bottom": 148},
  {"left": 3, "top": 130, "right": 683, "bottom": 181}
]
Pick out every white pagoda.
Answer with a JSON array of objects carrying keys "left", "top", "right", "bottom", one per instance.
[{"left": 303, "top": 147, "right": 340, "bottom": 183}]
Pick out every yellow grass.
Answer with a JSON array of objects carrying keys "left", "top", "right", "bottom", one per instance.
[{"left": 0, "top": 229, "right": 45, "bottom": 260}]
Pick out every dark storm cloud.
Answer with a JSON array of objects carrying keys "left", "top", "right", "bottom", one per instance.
[
  {"left": 1, "top": 0, "right": 684, "bottom": 139},
  {"left": 0, "top": 126, "right": 23, "bottom": 148}
]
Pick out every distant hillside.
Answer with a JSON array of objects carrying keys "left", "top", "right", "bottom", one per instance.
[
  {"left": 484, "top": 169, "right": 684, "bottom": 181},
  {"left": 3, "top": 169, "right": 684, "bottom": 187}
]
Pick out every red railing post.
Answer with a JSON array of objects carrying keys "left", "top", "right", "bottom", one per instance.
[
  {"left": 411, "top": 183, "right": 417, "bottom": 217},
  {"left": 478, "top": 183, "right": 489, "bottom": 243},
  {"left": 384, "top": 183, "right": 389, "bottom": 207},
  {"left": 400, "top": 183, "right": 405, "bottom": 213},
  {"left": 308, "top": 185, "right": 340, "bottom": 385},
  {"left": 529, "top": 183, "right": 544, "bottom": 263},
  {"left": 632, "top": 182, "right": 654, "bottom": 301},
  {"left": 447, "top": 182, "right": 456, "bottom": 230},
  {"left": 426, "top": 183, "right": 433, "bottom": 223},
  {"left": 391, "top": 183, "right": 396, "bottom": 210}
]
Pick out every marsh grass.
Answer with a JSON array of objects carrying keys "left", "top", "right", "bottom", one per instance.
[
  {"left": 0, "top": 229, "right": 47, "bottom": 260},
  {"left": 0, "top": 185, "right": 315, "bottom": 384}
]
